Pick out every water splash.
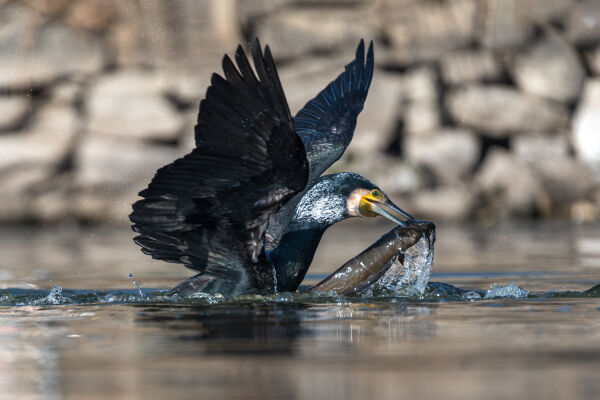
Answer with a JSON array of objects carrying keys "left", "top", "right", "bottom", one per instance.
[
  {"left": 374, "top": 230, "right": 435, "bottom": 296},
  {"left": 484, "top": 283, "right": 529, "bottom": 299},
  {"left": 127, "top": 273, "right": 144, "bottom": 299},
  {"left": 0, "top": 282, "right": 596, "bottom": 307}
]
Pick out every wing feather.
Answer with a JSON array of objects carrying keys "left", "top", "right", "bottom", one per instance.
[
  {"left": 294, "top": 40, "right": 374, "bottom": 181},
  {"left": 130, "top": 39, "right": 308, "bottom": 292}
]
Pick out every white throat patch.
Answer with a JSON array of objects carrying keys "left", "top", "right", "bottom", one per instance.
[{"left": 294, "top": 180, "right": 345, "bottom": 225}]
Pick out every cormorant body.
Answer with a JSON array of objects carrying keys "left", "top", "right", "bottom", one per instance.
[{"left": 130, "top": 39, "right": 414, "bottom": 296}]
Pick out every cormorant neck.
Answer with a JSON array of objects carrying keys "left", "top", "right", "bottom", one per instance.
[{"left": 268, "top": 220, "right": 328, "bottom": 292}]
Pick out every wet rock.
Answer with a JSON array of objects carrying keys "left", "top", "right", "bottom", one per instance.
[
  {"left": 257, "top": 8, "right": 371, "bottom": 61},
  {"left": 475, "top": 149, "right": 544, "bottom": 216},
  {"left": 411, "top": 185, "right": 475, "bottom": 220},
  {"left": 87, "top": 70, "right": 185, "bottom": 142},
  {"left": 380, "top": 0, "right": 476, "bottom": 65},
  {"left": 63, "top": 0, "right": 114, "bottom": 30},
  {"left": 511, "top": 32, "right": 584, "bottom": 103},
  {"left": 0, "top": 96, "right": 30, "bottom": 130},
  {"left": 0, "top": 16, "right": 105, "bottom": 88},
  {"left": 446, "top": 85, "right": 569, "bottom": 136},
  {"left": 440, "top": 49, "right": 502, "bottom": 85},
  {"left": 573, "top": 79, "right": 600, "bottom": 172},
  {"left": 563, "top": 0, "right": 600, "bottom": 45},
  {"left": 405, "top": 129, "right": 479, "bottom": 184}
]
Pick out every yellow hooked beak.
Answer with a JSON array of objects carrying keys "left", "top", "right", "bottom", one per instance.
[{"left": 359, "top": 189, "right": 414, "bottom": 226}]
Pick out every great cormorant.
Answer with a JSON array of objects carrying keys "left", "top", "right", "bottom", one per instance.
[{"left": 130, "top": 39, "right": 415, "bottom": 296}]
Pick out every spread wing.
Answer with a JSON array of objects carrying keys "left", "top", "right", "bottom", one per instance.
[
  {"left": 129, "top": 40, "right": 308, "bottom": 292},
  {"left": 294, "top": 40, "right": 374, "bottom": 181}
]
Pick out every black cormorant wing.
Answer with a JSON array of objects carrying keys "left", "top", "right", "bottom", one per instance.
[
  {"left": 130, "top": 40, "right": 308, "bottom": 292},
  {"left": 294, "top": 40, "right": 374, "bottom": 181}
]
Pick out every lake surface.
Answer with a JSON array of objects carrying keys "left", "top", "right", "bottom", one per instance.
[{"left": 1, "top": 220, "right": 600, "bottom": 399}]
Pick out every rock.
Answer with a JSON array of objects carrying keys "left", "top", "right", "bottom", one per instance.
[
  {"left": 405, "top": 129, "right": 480, "bottom": 184},
  {"left": 86, "top": 70, "right": 185, "bottom": 141},
  {"left": 411, "top": 185, "right": 475, "bottom": 220},
  {"left": 107, "top": 0, "right": 237, "bottom": 69},
  {"left": 63, "top": 0, "right": 114, "bottom": 30},
  {"left": 513, "top": 135, "right": 569, "bottom": 163},
  {"left": 0, "top": 96, "right": 30, "bottom": 130},
  {"left": 74, "top": 135, "right": 181, "bottom": 222},
  {"left": 476, "top": 0, "right": 573, "bottom": 49},
  {"left": 349, "top": 71, "right": 405, "bottom": 157},
  {"left": 0, "top": 15, "right": 105, "bottom": 88},
  {"left": 0, "top": 165, "right": 51, "bottom": 222},
  {"left": 277, "top": 55, "right": 345, "bottom": 114},
  {"left": 584, "top": 45, "right": 600, "bottom": 76},
  {"left": 571, "top": 200, "right": 599, "bottom": 223},
  {"left": 573, "top": 79, "right": 600, "bottom": 173},
  {"left": 475, "top": 149, "right": 545, "bottom": 216},
  {"left": 0, "top": 103, "right": 77, "bottom": 170},
  {"left": 401, "top": 66, "right": 438, "bottom": 102},
  {"left": 446, "top": 85, "right": 569, "bottom": 136},
  {"left": 532, "top": 157, "right": 598, "bottom": 205},
  {"left": 440, "top": 49, "right": 502, "bottom": 85},
  {"left": 476, "top": 0, "right": 532, "bottom": 49},
  {"left": 75, "top": 135, "right": 180, "bottom": 188},
  {"left": 333, "top": 155, "right": 424, "bottom": 196},
  {"left": 51, "top": 81, "right": 81, "bottom": 105},
  {"left": 0, "top": 103, "right": 78, "bottom": 222},
  {"left": 563, "top": 0, "right": 600, "bottom": 45},
  {"left": 380, "top": 0, "right": 476, "bottom": 65},
  {"left": 281, "top": 56, "right": 404, "bottom": 157},
  {"left": 511, "top": 32, "right": 584, "bottom": 103},
  {"left": 257, "top": 8, "right": 372, "bottom": 61},
  {"left": 400, "top": 66, "right": 440, "bottom": 136},
  {"left": 403, "top": 101, "right": 440, "bottom": 136},
  {"left": 22, "top": 0, "right": 69, "bottom": 15}
]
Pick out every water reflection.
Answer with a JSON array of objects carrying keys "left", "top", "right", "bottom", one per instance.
[
  {"left": 135, "top": 303, "right": 438, "bottom": 355},
  {"left": 1, "top": 222, "right": 600, "bottom": 399}
]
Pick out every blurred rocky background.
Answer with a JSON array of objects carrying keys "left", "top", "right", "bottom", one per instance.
[{"left": 1, "top": 0, "right": 600, "bottom": 225}]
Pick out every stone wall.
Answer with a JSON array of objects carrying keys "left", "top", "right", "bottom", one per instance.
[{"left": 1, "top": 0, "right": 600, "bottom": 224}]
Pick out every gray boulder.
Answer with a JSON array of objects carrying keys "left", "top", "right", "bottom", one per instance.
[
  {"left": 440, "top": 49, "right": 502, "bottom": 85},
  {"left": 86, "top": 70, "right": 185, "bottom": 142},
  {"left": 572, "top": 79, "right": 600, "bottom": 173},
  {"left": 0, "top": 96, "right": 30, "bottom": 130},
  {"left": 405, "top": 129, "right": 480, "bottom": 184},
  {"left": 446, "top": 85, "right": 569, "bottom": 136},
  {"left": 511, "top": 32, "right": 584, "bottom": 102}
]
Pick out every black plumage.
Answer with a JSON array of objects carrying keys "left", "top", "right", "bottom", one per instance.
[{"left": 130, "top": 39, "right": 412, "bottom": 296}]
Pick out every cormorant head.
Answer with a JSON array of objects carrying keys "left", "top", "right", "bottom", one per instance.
[{"left": 293, "top": 172, "right": 413, "bottom": 227}]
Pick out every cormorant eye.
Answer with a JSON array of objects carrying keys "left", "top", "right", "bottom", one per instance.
[{"left": 371, "top": 190, "right": 381, "bottom": 197}]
